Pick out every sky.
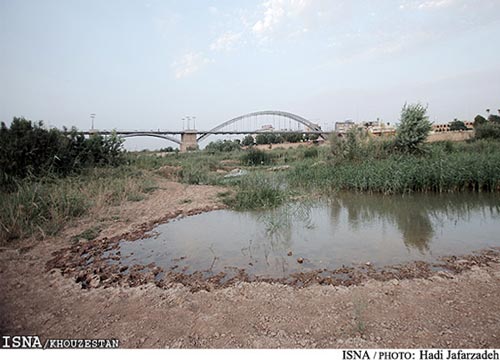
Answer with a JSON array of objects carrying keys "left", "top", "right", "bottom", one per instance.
[{"left": 1, "top": 0, "right": 500, "bottom": 150}]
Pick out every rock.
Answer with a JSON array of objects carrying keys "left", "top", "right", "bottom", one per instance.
[
  {"left": 287, "top": 251, "right": 293, "bottom": 256},
  {"left": 224, "top": 169, "right": 248, "bottom": 178},
  {"left": 297, "top": 257, "right": 304, "bottom": 264},
  {"left": 88, "top": 275, "right": 100, "bottom": 288}
]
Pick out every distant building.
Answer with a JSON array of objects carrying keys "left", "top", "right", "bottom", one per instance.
[
  {"left": 432, "top": 121, "right": 473, "bottom": 132},
  {"left": 335, "top": 120, "right": 356, "bottom": 133}
]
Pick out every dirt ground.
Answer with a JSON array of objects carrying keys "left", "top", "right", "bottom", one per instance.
[{"left": 1, "top": 180, "right": 499, "bottom": 348}]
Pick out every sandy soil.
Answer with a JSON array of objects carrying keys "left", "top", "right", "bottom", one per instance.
[{"left": 1, "top": 180, "right": 500, "bottom": 348}]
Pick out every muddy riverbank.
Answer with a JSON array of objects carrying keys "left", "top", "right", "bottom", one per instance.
[{"left": 1, "top": 180, "right": 500, "bottom": 348}]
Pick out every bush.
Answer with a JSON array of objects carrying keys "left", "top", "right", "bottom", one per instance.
[
  {"left": 179, "top": 162, "right": 213, "bottom": 184},
  {"left": 205, "top": 139, "right": 241, "bottom": 153},
  {"left": 475, "top": 122, "right": 500, "bottom": 140},
  {"left": 303, "top": 147, "right": 319, "bottom": 158},
  {"left": 488, "top": 114, "right": 500, "bottom": 124},
  {"left": 255, "top": 133, "right": 284, "bottom": 145},
  {"left": 241, "top": 148, "right": 272, "bottom": 166},
  {"left": 241, "top": 135, "right": 255, "bottom": 146},
  {"left": 223, "top": 173, "right": 286, "bottom": 210},
  {"left": 474, "top": 115, "right": 487, "bottom": 128},
  {"left": 449, "top": 119, "right": 468, "bottom": 131},
  {"left": 282, "top": 133, "right": 304, "bottom": 143},
  {"left": 329, "top": 128, "right": 391, "bottom": 162},
  {"left": 395, "top": 103, "right": 432, "bottom": 153}
]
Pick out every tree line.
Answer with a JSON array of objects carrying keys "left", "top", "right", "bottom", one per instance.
[{"left": 0, "top": 117, "right": 125, "bottom": 189}]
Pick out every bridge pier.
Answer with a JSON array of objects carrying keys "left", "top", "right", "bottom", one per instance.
[{"left": 180, "top": 130, "right": 198, "bottom": 152}]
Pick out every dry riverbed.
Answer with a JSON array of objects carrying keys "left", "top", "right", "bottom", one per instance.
[{"left": 1, "top": 179, "right": 499, "bottom": 348}]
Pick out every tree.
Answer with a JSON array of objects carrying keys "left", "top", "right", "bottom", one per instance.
[
  {"left": 475, "top": 122, "right": 500, "bottom": 140},
  {"left": 255, "top": 133, "right": 269, "bottom": 145},
  {"left": 474, "top": 115, "right": 487, "bottom": 128},
  {"left": 282, "top": 132, "right": 303, "bottom": 143},
  {"left": 241, "top": 135, "right": 255, "bottom": 147},
  {"left": 0, "top": 117, "right": 124, "bottom": 188},
  {"left": 488, "top": 114, "right": 500, "bottom": 124},
  {"left": 204, "top": 139, "right": 241, "bottom": 153},
  {"left": 308, "top": 133, "right": 320, "bottom": 141},
  {"left": 449, "top": 119, "right": 468, "bottom": 131},
  {"left": 395, "top": 103, "right": 432, "bottom": 153}
]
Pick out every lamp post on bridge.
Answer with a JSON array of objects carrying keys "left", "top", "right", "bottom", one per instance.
[
  {"left": 180, "top": 115, "right": 198, "bottom": 152},
  {"left": 90, "top": 113, "right": 96, "bottom": 132},
  {"left": 184, "top": 115, "right": 197, "bottom": 130}
]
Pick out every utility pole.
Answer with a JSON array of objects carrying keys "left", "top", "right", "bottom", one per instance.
[{"left": 90, "top": 113, "right": 96, "bottom": 130}]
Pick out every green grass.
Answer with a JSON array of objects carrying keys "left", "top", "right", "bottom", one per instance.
[
  {"left": 222, "top": 172, "right": 288, "bottom": 210},
  {"left": 287, "top": 141, "right": 500, "bottom": 194},
  {"left": 0, "top": 180, "right": 89, "bottom": 242},
  {"left": 0, "top": 166, "right": 159, "bottom": 243}
]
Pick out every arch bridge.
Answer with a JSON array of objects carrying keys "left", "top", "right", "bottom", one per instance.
[
  {"left": 196, "top": 110, "right": 324, "bottom": 142},
  {"left": 82, "top": 110, "right": 327, "bottom": 152}
]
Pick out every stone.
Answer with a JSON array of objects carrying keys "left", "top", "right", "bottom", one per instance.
[{"left": 89, "top": 274, "right": 100, "bottom": 288}]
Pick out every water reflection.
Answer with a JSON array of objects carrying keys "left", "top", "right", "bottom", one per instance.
[
  {"left": 116, "top": 192, "right": 500, "bottom": 278},
  {"left": 327, "top": 193, "right": 500, "bottom": 253},
  {"left": 251, "top": 202, "right": 316, "bottom": 274}
]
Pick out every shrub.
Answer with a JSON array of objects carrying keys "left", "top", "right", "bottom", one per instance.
[
  {"left": 303, "top": 147, "right": 319, "bottom": 158},
  {"left": 488, "top": 114, "right": 500, "bottom": 124},
  {"left": 475, "top": 122, "right": 500, "bottom": 140},
  {"left": 179, "top": 163, "right": 212, "bottom": 184},
  {"left": 241, "top": 135, "right": 255, "bottom": 146},
  {"left": 329, "top": 128, "right": 384, "bottom": 162},
  {"left": 473, "top": 115, "right": 487, "bottom": 128},
  {"left": 395, "top": 103, "right": 432, "bottom": 153},
  {"left": 282, "top": 133, "right": 304, "bottom": 143},
  {"left": 223, "top": 173, "right": 286, "bottom": 210},
  {"left": 205, "top": 139, "right": 241, "bottom": 153},
  {"left": 255, "top": 133, "right": 284, "bottom": 145},
  {"left": 449, "top": 119, "right": 468, "bottom": 131},
  {"left": 241, "top": 148, "right": 272, "bottom": 166}
]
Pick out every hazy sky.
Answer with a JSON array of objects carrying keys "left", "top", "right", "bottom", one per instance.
[{"left": 1, "top": 0, "right": 500, "bottom": 149}]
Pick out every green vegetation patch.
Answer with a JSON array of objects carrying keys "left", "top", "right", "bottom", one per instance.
[{"left": 222, "top": 173, "right": 288, "bottom": 210}]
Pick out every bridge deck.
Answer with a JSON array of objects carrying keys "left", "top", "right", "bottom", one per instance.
[{"left": 80, "top": 130, "right": 331, "bottom": 135}]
